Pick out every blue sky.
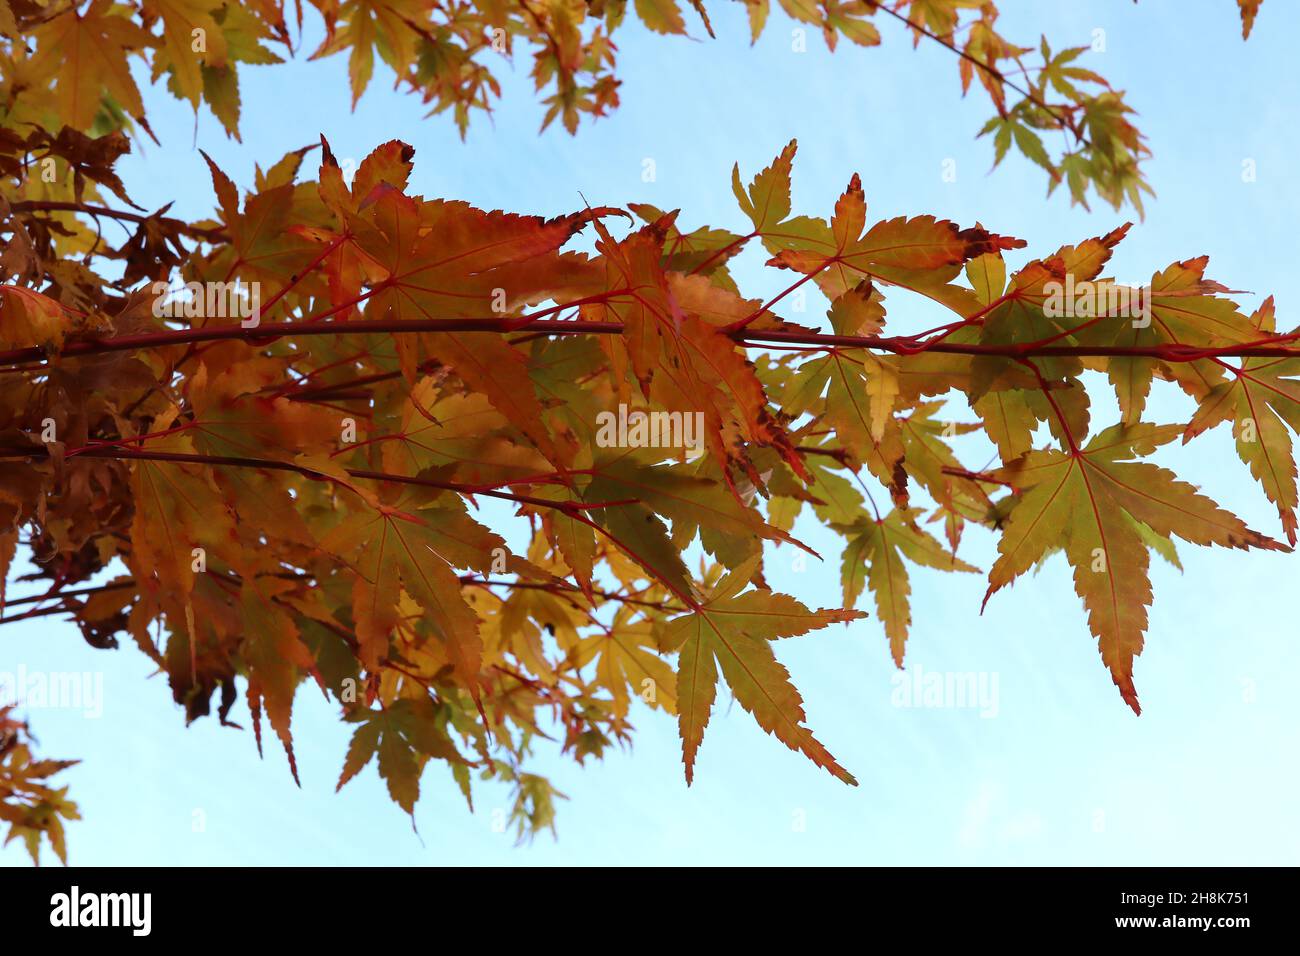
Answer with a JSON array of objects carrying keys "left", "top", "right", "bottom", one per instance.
[{"left": 4, "top": 0, "right": 1300, "bottom": 866}]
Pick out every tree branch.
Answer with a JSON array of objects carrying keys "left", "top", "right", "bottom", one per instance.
[
  {"left": 862, "top": 0, "right": 1086, "bottom": 144},
  {"left": 1, "top": 310, "right": 1295, "bottom": 368},
  {"left": 0, "top": 446, "right": 629, "bottom": 516},
  {"left": 9, "top": 201, "right": 228, "bottom": 243}
]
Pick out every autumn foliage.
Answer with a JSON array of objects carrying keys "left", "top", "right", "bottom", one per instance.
[
  {"left": 7, "top": 0, "right": 1160, "bottom": 208},
  {"left": 0, "top": 0, "right": 1280, "bottom": 864}
]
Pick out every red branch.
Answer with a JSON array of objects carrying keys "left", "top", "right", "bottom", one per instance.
[
  {"left": 0, "top": 446, "right": 625, "bottom": 517},
  {"left": 1, "top": 313, "right": 1295, "bottom": 367},
  {"left": 10, "top": 200, "right": 228, "bottom": 243}
]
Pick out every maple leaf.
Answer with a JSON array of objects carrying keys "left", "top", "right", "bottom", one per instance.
[
  {"left": 200, "top": 151, "right": 321, "bottom": 291},
  {"left": 0, "top": 707, "right": 80, "bottom": 865},
  {"left": 732, "top": 138, "right": 797, "bottom": 235},
  {"left": 198, "top": 3, "right": 285, "bottom": 136},
  {"left": 657, "top": 558, "right": 864, "bottom": 784},
  {"left": 1239, "top": 0, "right": 1263, "bottom": 39},
  {"left": 379, "top": 377, "right": 548, "bottom": 486},
  {"left": 319, "top": 489, "right": 501, "bottom": 683},
  {"left": 1076, "top": 254, "right": 1257, "bottom": 424},
  {"left": 839, "top": 508, "right": 978, "bottom": 665},
  {"left": 20, "top": 127, "right": 136, "bottom": 206},
  {"left": 1184, "top": 297, "right": 1300, "bottom": 545},
  {"left": 572, "top": 612, "right": 678, "bottom": 718},
  {"left": 628, "top": 202, "right": 746, "bottom": 285},
  {"left": 125, "top": 411, "right": 245, "bottom": 603},
  {"left": 985, "top": 423, "right": 1286, "bottom": 713},
  {"left": 582, "top": 213, "right": 809, "bottom": 484},
  {"left": 337, "top": 697, "right": 465, "bottom": 817},
  {"left": 327, "top": 173, "right": 616, "bottom": 466},
  {"left": 783, "top": 339, "right": 911, "bottom": 499},
  {"left": 33, "top": 1, "right": 152, "bottom": 131},
  {"left": 972, "top": 224, "right": 1131, "bottom": 396},
  {"left": 789, "top": 342, "right": 900, "bottom": 445},
  {"left": 240, "top": 577, "right": 316, "bottom": 783},
  {"left": 588, "top": 455, "right": 806, "bottom": 560},
  {"left": 310, "top": 0, "right": 420, "bottom": 108},
  {"left": 582, "top": 480, "right": 696, "bottom": 603},
  {"left": 765, "top": 172, "right": 1025, "bottom": 305},
  {"left": 1036, "top": 39, "right": 1110, "bottom": 104},
  {"left": 0, "top": 285, "right": 71, "bottom": 351},
  {"left": 141, "top": 0, "right": 230, "bottom": 112},
  {"left": 635, "top": 0, "right": 689, "bottom": 35},
  {"left": 896, "top": 402, "right": 989, "bottom": 548}
]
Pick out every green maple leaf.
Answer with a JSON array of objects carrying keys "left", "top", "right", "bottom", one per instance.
[
  {"left": 337, "top": 697, "right": 464, "bottom": 817},
  {"left": 839, "top": 508, "right": 978, "bottom": 665},
  {"left": 657, "top": 557, "right": 864, "bottom": 785},
  {"left": 985, "top": 423, "right": 1285, "bottom": 713},
  {"left": 320, "top": 490, "right": 501, "bottom": 682},
  {"left": 1185, "top": 297, "right": 1300, "bottom": 545}
]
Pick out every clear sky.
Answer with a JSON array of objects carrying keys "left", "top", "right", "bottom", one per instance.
[{"left": 4, "top": 0, "right": 1300, "bottom": 866}]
